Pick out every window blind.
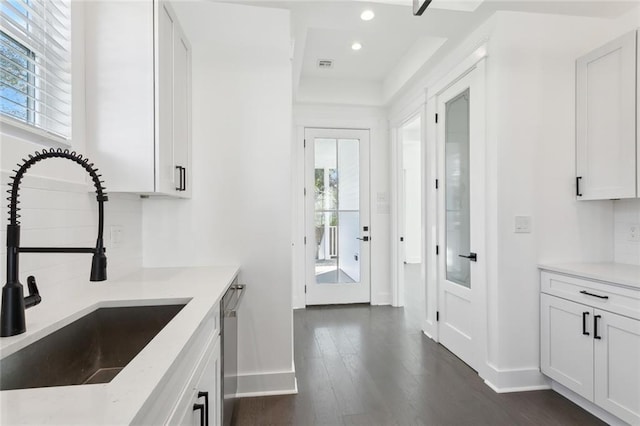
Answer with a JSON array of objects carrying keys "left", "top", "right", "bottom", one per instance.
[{"left": 0, "top": 0, "right": 72, "bottom": 140}]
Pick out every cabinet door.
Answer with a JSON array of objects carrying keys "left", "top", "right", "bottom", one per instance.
[
  {"left": 173, "top": 21, "right": 192, "bottom": 197},
  {"left": 576, "top": 31, "right": 636, "bottom": 200},
  {"left": 541, "top": 294, "right": 594, "bottom": 400},
  {"left": 594, "top": 310, "right": 640, "bottom": 425},
  {"left": 178, "top": 339, "right": 222, "bottom": 426},
  {"left": 156, "top": 0, "right": 177, "bottom": 195}
]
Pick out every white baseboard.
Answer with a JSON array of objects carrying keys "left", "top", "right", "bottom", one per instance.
[
  {"left": 482, "top": 365, "right": 551, "bottom": 393},
  {"left": 551, "top": 381, "right": 628, "bottom": 426},
  {"left": 371, "top": 292, "right": 392, "bottom": 305},
  {"left": 235, "top": 370, "right": 298, "bottom": 398}
]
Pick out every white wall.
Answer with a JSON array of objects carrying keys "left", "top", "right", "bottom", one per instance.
[
  {"left": 0, "top": 2, "right": 142, "bottom": 303},
  {"left": 614, "top": 199, "right": 640, "bottom": 266},
  {"left": 487, "top": 11, "right": 637, "bottom": 379},
  {"left": 297, "top": 77, "right": 384, "bottom": 106},
  {"left": 143, "top": 1, "right": 295, "bottom": 396},
  {"left": 292, "top": 104, "right": 390, "bottom": 308},
  {"left": 389, "top": 6, "right": 640, "bottom": 391}
]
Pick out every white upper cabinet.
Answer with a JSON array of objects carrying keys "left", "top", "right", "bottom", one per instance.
[
  {"left": 576, "top": 31, "right": 637, "bottom": 200},
  {"left": 86, "top": 0, "right": 192, "bottom": 198}
]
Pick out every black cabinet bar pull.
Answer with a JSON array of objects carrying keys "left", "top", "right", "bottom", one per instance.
[
  {"left": 594, "top": 315, "right": 602, "bottom": 340},
  {"left": 582, "top": 312, "right": 590, "bottom": 335},
  {"left": 576, "top": 176, "right": 582, "bottom": 197},
  {"left": 198, "top": 391, "right": 209, "bottom": 426},
  {"left": 193, "top": 403, "right": 205, "bottom": 426},
  {"left": 175, "top": 166, "right": 186, "bottom": 191},
  {"left": 580, "top": 290, "right": 608, "bottom": 300},
  {"left": 175, "top": 166, "right": 182, "bottom": 191}
]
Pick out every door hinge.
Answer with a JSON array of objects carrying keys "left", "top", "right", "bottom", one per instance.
[
  {"left": 304, "top": 236, "right": 307, "bottom": 244},
  {"left": 304, "top": 139, "right": 306, "bottom": 148},
  {"left": 304, "top": 285, "right": 307, "bottom": 294},
  {"left": 436, "top": 311, "right": 440, "bottom": 322},
  {"left": 435, "top": 113, "right": 438, "bottom": 123},
  {"left": 304, "top": 187, "right": 306, "bottom": 196},
  {"left": 435, "top": 179, "right": 439, "bottom": 189},
  {"left": 436, "top": 245, "right": 439, "bottom": 255}
]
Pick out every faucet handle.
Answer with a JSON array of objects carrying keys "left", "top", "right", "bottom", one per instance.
[{"left": 25, "top": 276, "right": 41, "bottom": 309}]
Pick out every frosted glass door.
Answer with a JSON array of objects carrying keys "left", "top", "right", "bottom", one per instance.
[
  {"left": 445, "top": 89, "right": 471, "bottom": 288},
  {"left": 436, "top": 64, "right": 485, "bottom": 372}
]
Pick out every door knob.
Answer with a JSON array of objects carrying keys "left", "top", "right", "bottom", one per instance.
[
  {"left": 458, "top": 252, "right": 477, "bottom": 262},
  {"left": 356, "top": 236, "right": 369, "bottom": 242}
]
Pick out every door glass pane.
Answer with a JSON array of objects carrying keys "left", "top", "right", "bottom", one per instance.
[
  {"left": 338, "top": 139, "right": 359, "bottom": 211},
  {"left": 314, "top": 138, "right": 361, "bottom": 284},
  {"left": 445, "top": 89, "right": 471, "bottom": 288}
]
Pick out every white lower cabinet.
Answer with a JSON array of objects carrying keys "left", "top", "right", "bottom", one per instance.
[
  {"left": 170, "top": 337, "right": 222, "bottom": 426},
  {"left": 541, "top": 294, "right": 594, "bottom": 400},
  {"left": 541, "top": 276, "right": 640, "bottom": 425},
  {"left": 134, "top": 304, "right": 222, "bottom": 426},
  {"left": 593, "top": 311, "right": 640, "bottom": 424}
]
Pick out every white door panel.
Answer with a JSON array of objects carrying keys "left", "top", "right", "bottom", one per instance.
[
  {"left": 437, "top": 67, "right": 484, "bottom": 371},
  {"left": 305, "top": 128, "right": 371, "bottom": 305}
]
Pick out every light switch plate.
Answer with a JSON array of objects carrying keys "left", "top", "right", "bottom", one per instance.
[
  {"left": 515, "top": 216, "right": 532, "bottom": 233},
  {"left": 628, "top": 224, "right": 640, "bottom": 242}
]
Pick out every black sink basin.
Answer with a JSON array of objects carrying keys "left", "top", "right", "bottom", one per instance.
[{"left": 0, "top": 304, "right": 186, "bottom": 390}]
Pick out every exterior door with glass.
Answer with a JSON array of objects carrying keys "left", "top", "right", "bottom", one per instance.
[
  {"left": 305, "top": 128, "right": 370, "bottom": 305},
  {"left": 436, "top": 69, "right": 484, "bottom": 371}
]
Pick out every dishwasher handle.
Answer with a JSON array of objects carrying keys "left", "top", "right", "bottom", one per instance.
[{"left": 225, "top": 284, "right": 246, "bottom": 318}]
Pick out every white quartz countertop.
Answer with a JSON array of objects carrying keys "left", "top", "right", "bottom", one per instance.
[
  {"left": 0, "top": 265, "right": 239, "bottom": 425},
  {"left": 539, "top": 262, "right": 640, "bottom": 290}
]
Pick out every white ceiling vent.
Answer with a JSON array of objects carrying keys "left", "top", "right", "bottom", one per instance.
[{"left": 317, "top": 59, "right": 333, "bottom": 69}]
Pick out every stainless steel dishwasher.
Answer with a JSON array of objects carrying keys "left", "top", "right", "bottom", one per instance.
[{"left": 221, "top": 283, "right": 245, "bottom": 426}]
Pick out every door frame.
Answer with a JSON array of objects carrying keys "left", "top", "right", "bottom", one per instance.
[
  {"left": 390, "top": 106, "right": 426, "bottom": 312},
  {"left": 303, "top": 127, "right": 371, "bottom": 305},
  {"left": 292, "top": 113, "right": 384, "bottom": 310},
  {"left": 426, "top": 46, "right": 488, "bottom": 375}
]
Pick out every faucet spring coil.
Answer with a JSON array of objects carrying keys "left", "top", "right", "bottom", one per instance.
[{"left": 6, "top": 148, "right": 108, "bottom": 225}]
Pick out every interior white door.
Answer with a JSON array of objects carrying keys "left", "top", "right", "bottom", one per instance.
[
  {"left": 305, "top": 128, "right": 371, "bottom": 305},
  {"left": 436, "top": 70, "right": 484, "bottom": 370}
]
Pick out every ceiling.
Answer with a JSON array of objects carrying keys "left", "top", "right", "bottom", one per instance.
[{"left": 237, "top": 0, "right": 638, "bottom": 106}]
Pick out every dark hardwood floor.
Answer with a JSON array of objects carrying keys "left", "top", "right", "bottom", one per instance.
[{"left": 234, "top": 304, "right": 605, "bottom": 426}]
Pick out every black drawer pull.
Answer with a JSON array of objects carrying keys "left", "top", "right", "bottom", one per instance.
[
  {"left": 580, "top": 290, "right": 608, "bottom": 299},
  {"left": 582, "top": 311, "right": 590, "bottom": 336},
  {"left": 198, "top": 391, "right": 209, "bottom": 426},
  {"left": 594, "top": 315, "right": 602, "bottom": 340},
  {"left": 193, "top": 403, "right": 205, "bottom": 426}
]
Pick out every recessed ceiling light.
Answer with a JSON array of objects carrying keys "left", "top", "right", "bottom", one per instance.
[
  {"left": 360, "top": 10, "right": 375, "bottom": 21},
  {"left": 351, "top": 42, "right": 362, "bottom": 51}
]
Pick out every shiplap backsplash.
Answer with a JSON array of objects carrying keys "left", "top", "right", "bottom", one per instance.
[
  {"left": 614, "top": 198, "right": 640, "bottom": 266},
  {"left": 0, "top": 172, "right": 142, "bottom": 299}
]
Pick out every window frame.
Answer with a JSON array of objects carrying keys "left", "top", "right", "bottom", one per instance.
[{"left": 0, "top": 0, "right": 73, "bottom": 147}]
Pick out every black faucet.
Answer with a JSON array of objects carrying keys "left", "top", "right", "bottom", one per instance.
[{"left": 1, "top": 148, "right": 108, "bottom": 337}]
